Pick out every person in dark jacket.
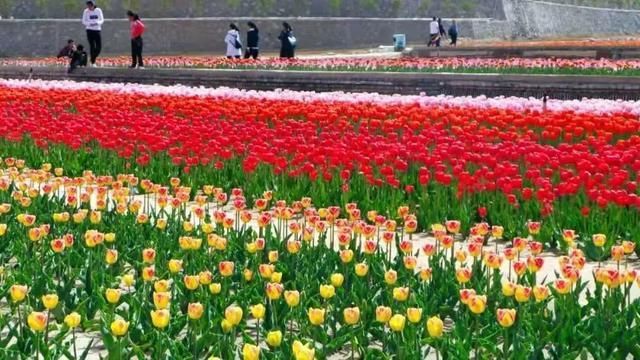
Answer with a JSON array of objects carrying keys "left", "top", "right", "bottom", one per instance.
[
  {"left": 68, "top": 44, "right": 88, "bottom": 74},
  {"left": 278, "top": 22, "right": 295, "bottom": 58},
  {"left": 438, "top": 18, "right": 447, "bottom": 47},
  {"left": 244, "top": 22, "right": 259, "bottom": 59},
  {"left": 57, "top": 39, "right": 76, "bottom": 59},
  {"left": 448, "top": 20, "right": 459, "bottom": 46}
]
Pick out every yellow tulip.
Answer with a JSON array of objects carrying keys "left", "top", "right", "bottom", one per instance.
[
  {"left": 150, "top": 309, "right": 170, "bottom": 329},
  {"left": 110, "top": 318, "right": 129, "bottom": 337},
  {"left": 153, "top": 291, "right": 171, "bottom": 310},
  {"left": 199, "top": 271, "right": 213, "bottom": 285},
  {"left": 340, "top": 249, "right": 354, "bottom": 263},
  {"left": 104, "top": 233, "right": 116, "bottom": 243},
  {"left": 308, "top": 308, "right": 326, "bottom": 326},
  {"left": 426, "top": 316, "right": 444, "bottom": 338},
  {"left": 105, "top": 288, "right": 121, "bottom": 304},
  {"left": 27, "top": 311, "right": 48, "bottom": 332},
  {"left": 209, "top": 283, "right": 222, "bottom": 295},
  {"left": 0, "top": 224, "right": 7, "bottom": 236},
  {"left": 188, "top": 303, "right": 204, "bottom": 320},
  {"left": 105, "top": 249, "right": 118, "bottom": 265},
  {"left": 122, "top": 274, "right": 136, "bottom": 287},
  {"left": 354, "top": 263, "right": 369, "bottom": 277},
  {"left": 468, "top": 295, "right": 487, "bottom": 314},
  {"left": 502, "top": 281, "right": 516, "bottom": 297},
  {"left": 64, "top": 312, "right": 82, "bottom": 328},
  {"left": 268, "top": 251, "right": 279, "bottom": 263},
  {"left": 343, "top": 307, "right": 360, "bottom": 325},
  {"left": 184, "top": 275, "right": 200, "bottom": 290},
  {"left": 292, "top": 340, "right": 316, "bottom": 360},
  {"left": 319, "top": 284, "right": 335, "bottom": 300},
  {"left": 392, "top": 287, "right": 409, "bottom": 302},
  {"left": 168, "top": 259, "right": 183, "bottom": 274},
  {"left": 225, "top": 305, "right": 243, "bottom": 326},
  {"left": 221, "top": 318, "right": 234, "bottom": 333},
  {"left": 375, "top": 306, "right": 392, "bottom": 323},
  {"left": 285, "top": 290, "right": 300, "bottom": 307},
  {"left": 266, "top": 330, "right": 283, "bottom": 347},
  {"left": 250, "top": 304, "right": 266, "bottom": 320},
  {"left": 407, "top": 307, "right": 423, "bottom": 324},
  {"left": 389, "top": 314, "right": 406, "bottom": 332},
  {"left": 154, "top": 280, "right": 171, "bottom": 293},
  {"left": 384, "top": 270, "right": 398, "bottom": 285},
  {"left": 514, "top": 285, "right": 531, "bottom": 303},
  {"left": 244, "top": 269, "right": 254, "bottom": 282},
  {"left": 42, "top": 294, "right": 59, "bottom": 310},
  {"left": 271, "top": 272, "right": 283, "bottom": 284},
  {"left": 242, "top": 344, "right": 260, "bottom": 360},
  {"left": 330, "top": 273, "right": 344, "bottom": 288},
  {"left": 592, "top": 234, "right": 606, "bottom": 247},
  {"left": 497, "top": 308, "right": 516, "bottom": 328}
]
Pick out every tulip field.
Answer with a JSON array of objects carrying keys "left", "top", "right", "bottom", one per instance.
[
  {"left": 0, "top": 78, "right": 639, "bottom": 359},
  {"left": 3, "top": 56, "right": 640, "bottom": 76}
]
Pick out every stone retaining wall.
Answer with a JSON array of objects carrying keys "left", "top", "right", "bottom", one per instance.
[{"left": 2, "top": 66, "right": 639, "bottom": 100}]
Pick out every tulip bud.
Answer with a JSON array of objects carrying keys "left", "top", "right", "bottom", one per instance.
[
  {"left": 320, "top": 284, "right": 335, "bottom": 299},
  {"left": 209, "top": 283, "right": 222, "bottom": 295},
  {"left": 285, "top": 290, "right": 300, "bottom": 307},
  {"left": 376, "top": 306, "right": 392, "bottom": 323}
]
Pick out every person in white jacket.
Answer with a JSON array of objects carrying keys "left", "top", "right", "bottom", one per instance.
[
  {"left": 225, "top": 23, "right": 242, "bottom": 59},
  {"left": 82, "top": 1, "right": 104, "bottom": 66}
]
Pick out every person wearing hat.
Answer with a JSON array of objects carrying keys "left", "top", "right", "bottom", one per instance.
[{"left": 82, "top": 1, "right": 104, "bottom": 67}]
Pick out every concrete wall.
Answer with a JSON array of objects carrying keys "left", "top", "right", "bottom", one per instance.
[
  {"left": 521, "top": 0, "right": 640, "bottom": 37},
  {"left": 0, "top": 0, "right": 504, "bottom": 19},
  {"left": 0, "top": 17, "right": 505, "bottom": 57}
]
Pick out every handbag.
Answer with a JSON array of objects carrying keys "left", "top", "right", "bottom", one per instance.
[
  {"left": 234, "top": 38, "right": 242, "bottom": 49},
  {"left": 288, "top": 35, "right": 297, "bottom": 47}
]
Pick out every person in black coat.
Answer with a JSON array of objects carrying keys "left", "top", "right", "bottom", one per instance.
[
  {"left": 278, "top": 22, "right": 295, "bottom": 58},
  {"left": 448, "top": 20, "right": 459, "bottom": 46},
  {"left": 244, "top": 22, "right": 259, "bottom": 59}
]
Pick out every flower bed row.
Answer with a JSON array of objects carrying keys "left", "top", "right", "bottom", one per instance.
[
  {"left": 0, "top": 157, "right": 638, "bottom": 359},
  {"left": 3, "top": 56, "right": 640, "bottom": 76},
  {"left": 1, "top": 79, "right": 640, "bottom": 255}
]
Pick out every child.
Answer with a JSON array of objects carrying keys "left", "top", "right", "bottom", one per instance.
[{"left": 68, "top": 45, "right": 88, "bottom": 74}]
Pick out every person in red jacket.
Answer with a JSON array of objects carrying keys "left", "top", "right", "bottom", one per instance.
[{"left": 127, "top": 10, "right": 145, "bottom": 69}]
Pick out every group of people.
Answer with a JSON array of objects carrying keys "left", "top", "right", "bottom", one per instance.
[
  {"left": 224, "top": 22, "right": 296, "bottom": 59},
  {"left": 429, "top": 17, "right": 458, "bottom": 47},
  {"left": 59, "top": 1, "right": 298, "bottom": 73},
  {"left": 58, "top": 1, "right": 145, "bottom": 72}
]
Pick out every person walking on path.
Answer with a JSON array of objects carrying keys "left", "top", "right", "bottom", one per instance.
[
  {"left": 82, "top": 1, "right": 104, "bottom": 67},
  {"left": 448, "top": 20, "right": 459, "bottom": 46},
  {"left": 428, "top": 17, "right": 440, "bottom": 47},
  {"left": 127, "top": 10, "right": 145, "bottom": 68},
  {"left": 438, "top": 18, "right": 447, "bottom": 46},
  {"left": 225, "top": 23, "right": 242, "bottom": 59},
  {"left": 278, "top": 22, "right": 296, "bottom": 58},
  {"left": 244, "top": 22, "right": 259, "bottom": 59}
]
